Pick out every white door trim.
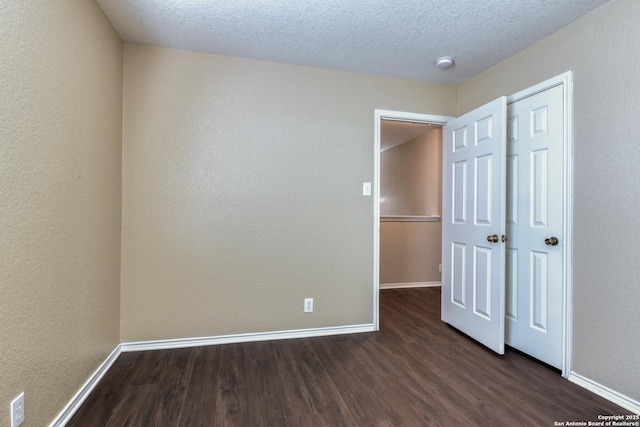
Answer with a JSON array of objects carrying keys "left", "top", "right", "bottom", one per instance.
[
  {"left": 373, "top": 110, "right": 454, "bottom": 331},
  {"left": 507, "top": 71, "right": 573, "bottom": 378}
]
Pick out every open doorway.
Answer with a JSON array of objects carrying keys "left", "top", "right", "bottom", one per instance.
[
  {"left": 379, "top": 120, "right": 443, "bottom": 289},
  {"left": 372, "top": 110, "right": 453, "bottom": 330}
]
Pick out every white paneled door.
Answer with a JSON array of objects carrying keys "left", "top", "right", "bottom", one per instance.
[
  {"left": 441, "top": 97, "right": 507, "bottom": 355},
  {"left": 441, "top": 84, "right": 566, "bottom": 369},
  {"left": 505, "top": 85, "right": 564, "bottom": 369}
]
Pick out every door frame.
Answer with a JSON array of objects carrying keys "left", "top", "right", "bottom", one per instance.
[
  {"left": 373, "top": 110, "right": 454, "bottom": 331},
  {"left": 372, "top": 71, "right": 573, "bottom": 377}
]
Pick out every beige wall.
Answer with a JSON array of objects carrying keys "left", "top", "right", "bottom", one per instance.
[
  {"left": 380, "top": 129, "right": 442, "bottom": 283},
  {"left": 4, "top": 0, "right": 636, "bottom": 421},
  {"left": 380, "top": 129, "right": 441, "bottom": 216},
  {"left": 0, "top": 1, "right": 123, "bottom": 425},
  {"left": 458, "top": 0, "right": 640, "bottom": 403},
  {"left": 380, "top": 222, "right": 442, "bottom": 284},
  {"left": 121, "top": 44, "right": 456, "bottom": 342}
]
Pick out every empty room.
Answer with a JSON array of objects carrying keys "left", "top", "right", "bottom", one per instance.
[{"left": 2, "top": 0, "right": 639, "bottom": 425}]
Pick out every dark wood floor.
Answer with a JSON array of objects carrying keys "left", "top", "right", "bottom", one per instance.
[{"left": 68, "top": 288, "right": 628, "bottom": 426}]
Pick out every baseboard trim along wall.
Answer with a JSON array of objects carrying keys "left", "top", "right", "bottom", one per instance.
[
  {"left": 49, "top": 325, "right": 639, "bottom": 425},
  {"left": 120, "top": 323, "right": 375, "bottom": 352},
  {"left": 49, "top": 323, "right": 374, "bottom": 425},
  {"left": 568, "top": 372, "right": 640, "bottom": 415},
  {"left": 49, "top": 345, "right": 123, "bottom": 427},
  {"left": 379, "top": 281, "right": 441, "bottom": 290}
]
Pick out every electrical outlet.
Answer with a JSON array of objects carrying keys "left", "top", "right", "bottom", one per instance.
[
  {"left": 304, "top": 298, "right": 314, "bottom": 313},
  {"left": 10, "top": 393, "right": 24, "bottom": 427}
]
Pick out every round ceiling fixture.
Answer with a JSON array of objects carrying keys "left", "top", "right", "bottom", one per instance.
[{"left": 435, "top": 56, "right": 454, "bottom": 69}]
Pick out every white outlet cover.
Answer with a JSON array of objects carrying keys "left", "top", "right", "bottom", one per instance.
[
  {"left": 10, "top": 393, "right": 24, "bottom": 427},
  {"left": 304, "top": 298, "right": 314, "bottom": 313}
]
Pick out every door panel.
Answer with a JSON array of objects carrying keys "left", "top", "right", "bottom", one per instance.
[
  {"left": 473, "top": 246, "right": 492, "bottom": 319},
  {"left": 531, "top": 148, "right": 549, "bottom": 227},
  {"left": 506, "top": 248, "right": 518, "bottom": 320},
  {"left": 505, "top": 85, "right": 563, "bottom": 368},
  {"left": 442, "top": 97, "right": 507, "bottom": 355},
  {"left": 451, "top": 243, "right": 466, "bottom": 307},
  {"left": 530, "top": 250, "right": 548, "bottom": 331},
  {"left": 475, "top": 154, "right": 493, "bottom": 224},
  {"left": 452, "top": 161, "right": 467, "bottom": 223}
]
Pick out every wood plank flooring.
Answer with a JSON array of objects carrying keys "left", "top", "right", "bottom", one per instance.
[{"left": 67, "top": 288, "right": 629, "bottom": 426}]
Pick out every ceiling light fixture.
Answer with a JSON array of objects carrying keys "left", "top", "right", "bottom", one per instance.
[{"left": 435, "top": 56, "right": 454, "bottom": 69}]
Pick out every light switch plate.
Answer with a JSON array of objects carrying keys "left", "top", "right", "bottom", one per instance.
[{"left": 362, "top": 182, "right": 371, "bottom": 196}]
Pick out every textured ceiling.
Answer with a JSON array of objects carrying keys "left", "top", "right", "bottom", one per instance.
[{"left": 96, "top": 0, "right": 611, "bottom": 84}]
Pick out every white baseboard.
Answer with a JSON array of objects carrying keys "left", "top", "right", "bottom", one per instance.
[
  {"left": 48, "top": 328, "right": 640, "bottom": 426},
  {"left": 50, "top": 324, "right": 374, "bottom": 425},
  {"left": 120, "top": 323, "right": 375, "bottom": 352},
  {"left": 379, "top": 281, "right": 441, "bottom": 290},
  {"left": 49, "top": 345, "right": 122, "bottom": 427},
  {"left": 568, "top": 372, "right": 640, "bottom": 415}
]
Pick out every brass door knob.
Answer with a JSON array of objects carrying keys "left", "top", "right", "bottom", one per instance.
[
  {"left": 545, "top": 237, "right": 559, "bottom": 246},
  {"left": 487, "top": 234, "right": 499, "bottom": 243}
]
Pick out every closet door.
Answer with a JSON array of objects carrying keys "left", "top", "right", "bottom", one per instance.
[
  {"left": 505, "top": 84, "right": 564, "bottom": 369},
  {"left": 441, "top": 97, "right": 507, "bottom": 354}
]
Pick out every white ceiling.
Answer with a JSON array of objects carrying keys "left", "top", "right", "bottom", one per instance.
[
  {"left": 96, "top": 0, "right": 611, "bottom": 84},
  {"left": 381, "top": 121, "right": 439, "bottom": 152}
]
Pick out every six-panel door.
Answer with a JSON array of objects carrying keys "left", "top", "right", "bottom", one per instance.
[
  {"left": 441, "top": 97, "right": 507, "bottom": 355},
  {"left": 505, "top": 85, "right": 564, "bottom": 369}
]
